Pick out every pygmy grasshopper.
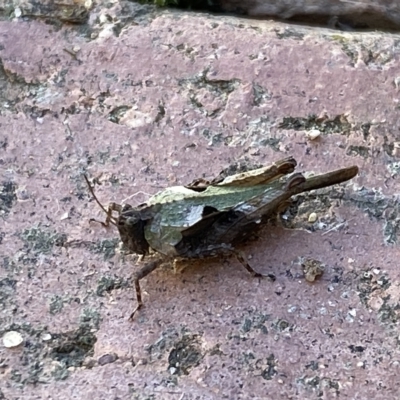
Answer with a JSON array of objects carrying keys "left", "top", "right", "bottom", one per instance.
[{"left": 85, "top": 157, "right": 358, "bottom": 318}]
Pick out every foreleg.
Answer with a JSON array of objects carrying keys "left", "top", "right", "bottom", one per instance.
[{"left": 129, "top": 257, "right": 163, "bottom": 320}]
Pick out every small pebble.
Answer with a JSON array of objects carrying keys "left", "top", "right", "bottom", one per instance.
[
  {"left": 348, "top": 308, "right": 357, "bottom": 317},
  {"left": 372, "top": 268, "right": 380, "bottom": 275},
  {"left": 305, "top": 129, "right": 321, "bottom": 140},
  {"left": 14, "top": 7, "right": 22, "bottom": 17},
  {"left": 302, "top": 258, "right": 324, "bottom": 282},
  {"left": 3, "top": 331, "right": 24, "bottom": 348},
  {"left": 41, "top": 333, "right": 52, "bottom": 342},
  {"left": 98, "top": 353, "right": 118, "bottom": 366},
  {"left": 99, "top": 13, "right": 109, "bottom": 24},
  {"left": 308, "top": 212, "right": 317, "bottom": 223}
]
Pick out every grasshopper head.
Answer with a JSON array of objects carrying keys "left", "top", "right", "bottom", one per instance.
[
  {"left": 117, "top": 204, "right": 150, "bottom": 255},
  {"left": 84, "top": 175, "right": 150, "bottom": 255}
]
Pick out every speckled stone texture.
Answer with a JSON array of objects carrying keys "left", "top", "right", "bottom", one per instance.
[
  {"left": 1, "top": 2, "right": 400, "bottom": 399},
  {"left": 220, "top": 0, "right": 400, "bottom": 30}
]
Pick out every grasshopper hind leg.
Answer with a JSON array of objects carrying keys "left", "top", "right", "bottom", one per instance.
[
  {"left": 234, "top": 250, "right": 276, "bottom": 281},
  {"left": 177, "top": 241, "right": 276, "bottom": 281}
]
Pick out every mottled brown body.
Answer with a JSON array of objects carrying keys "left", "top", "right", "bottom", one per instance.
[{"left": 86, "top": 157, "right": 358, "bottom": 318}]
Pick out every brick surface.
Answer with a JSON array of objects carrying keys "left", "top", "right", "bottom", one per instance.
[{"left": 1, "top": 2, "right": 400, "bottom": 399}]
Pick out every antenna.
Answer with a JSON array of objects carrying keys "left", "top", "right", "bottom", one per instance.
[{"left": 84, "top": 175, "right": 117, "bottom": 226}]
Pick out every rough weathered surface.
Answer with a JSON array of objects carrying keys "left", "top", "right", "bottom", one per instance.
[
  {"left": 2, "top": 0, "right": 400, "bottom": 30},
  {"left": 1, "top": 0, "right": 90, "bottom": 23},
  {"left": 1, "top": 2, "right": 400, "bottom": 399},
  {"left": 220, "top": 0, "right": 400, "bottom": 30}
]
